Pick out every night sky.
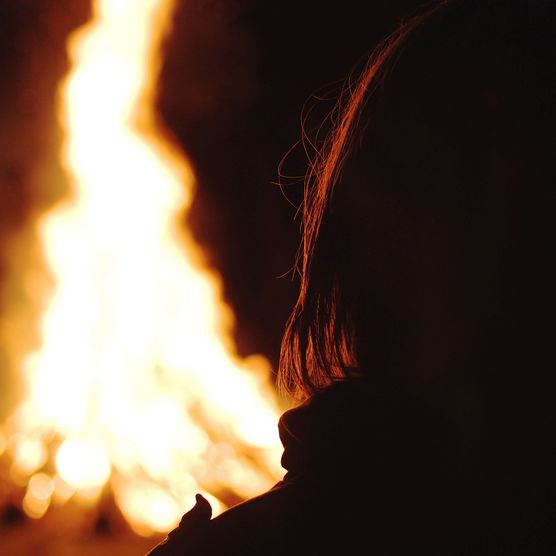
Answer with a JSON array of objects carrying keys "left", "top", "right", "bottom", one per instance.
[{"left": 0, "top": 0, "right": 424, "bottom": 405}]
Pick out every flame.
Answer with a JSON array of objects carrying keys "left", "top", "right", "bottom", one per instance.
[{"left": 1, "top": 0, "right": 284, "bottom": 536}]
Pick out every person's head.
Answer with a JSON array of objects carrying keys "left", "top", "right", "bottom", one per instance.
[{"left": 279, "top": 0, "right": 556, "bottom": 433}]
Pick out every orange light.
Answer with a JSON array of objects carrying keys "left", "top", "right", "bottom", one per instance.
[{"left": 1, "top": 0, "right": 285, "bottom": 535}]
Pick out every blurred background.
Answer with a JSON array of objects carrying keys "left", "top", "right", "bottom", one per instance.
[{"left": 0, "top": 0, "right": 422, "bottom": 553}]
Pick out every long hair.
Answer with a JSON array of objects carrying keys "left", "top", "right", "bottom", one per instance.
[
  {"left": 278, "top": 3, "right": 444, "bottom": 399},
  {"left": 278, "top": 0, "right": 556, "bottom": 400}
]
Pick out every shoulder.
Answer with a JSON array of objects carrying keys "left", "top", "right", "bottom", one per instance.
[{"left": 148, "top": 481, "right": 318, "bottom": 556}]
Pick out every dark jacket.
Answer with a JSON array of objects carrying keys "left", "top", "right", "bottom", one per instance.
[{"left": 147, "top": 378, "right": 555, "bottom": 555}]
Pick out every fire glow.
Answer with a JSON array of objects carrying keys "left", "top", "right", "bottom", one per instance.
[{"left": 1, "top": 0, "right": 283, "bottom": 536}]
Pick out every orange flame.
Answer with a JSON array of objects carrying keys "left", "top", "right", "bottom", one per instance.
[{"left": 1, "top": 0, "right": 284, "bottom": 536}]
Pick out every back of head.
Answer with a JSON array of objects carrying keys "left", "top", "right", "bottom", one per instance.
[{"left": 280, "top": 0, "right": 556, "bottom": 548}]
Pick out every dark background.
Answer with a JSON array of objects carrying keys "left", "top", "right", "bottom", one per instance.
[{"left": 0, "top": 0, "right": 424, "bottom": 394}]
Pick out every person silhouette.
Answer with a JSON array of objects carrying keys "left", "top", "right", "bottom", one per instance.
[{"left": 148, "top": 0, "right": 556, "bottom": 553}]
